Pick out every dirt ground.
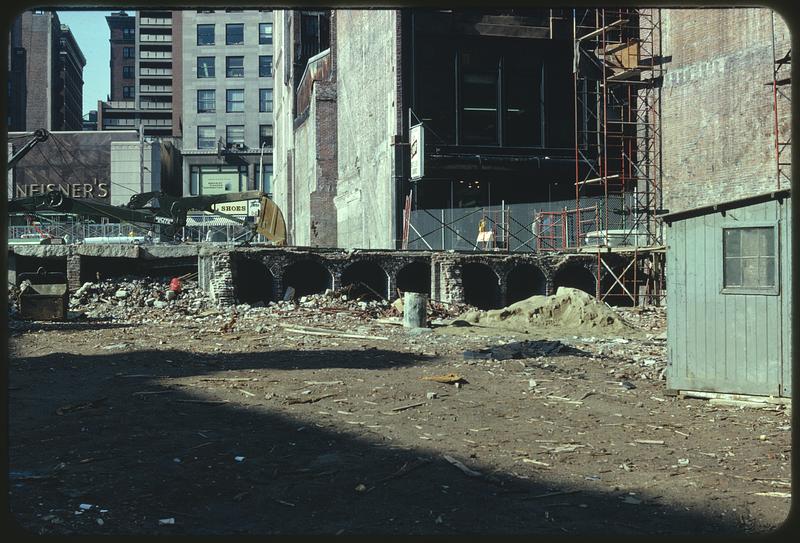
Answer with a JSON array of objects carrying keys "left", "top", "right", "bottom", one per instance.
[{"left": 6, "top": 287, "right": 793, "bottom": 536}]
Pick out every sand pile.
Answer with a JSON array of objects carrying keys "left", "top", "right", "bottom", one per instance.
[{"left": 459, "top": 287, "right": 634, "bottom": 334}]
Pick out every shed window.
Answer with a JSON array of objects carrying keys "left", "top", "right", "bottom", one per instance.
[{"left": 722, "top": 226, "right": 777, "bottom": 291}]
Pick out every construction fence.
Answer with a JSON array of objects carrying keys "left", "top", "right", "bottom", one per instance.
[{"left": 404, "top": 194, "right": 641, "bottom": 252}]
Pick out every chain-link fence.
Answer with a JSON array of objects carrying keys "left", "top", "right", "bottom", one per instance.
[
  {"left": 9, "top": 222, "right": 259, "bottom": 244},
  {"left": 405, "top": 194, "right": 635, "bottom": 252}
]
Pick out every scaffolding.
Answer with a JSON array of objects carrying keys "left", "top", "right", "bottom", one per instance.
[
  {"left": 571, "top": 8, "right": 665, "bottom": 306},
  {"left": 771, "top": 11, "right": 791, "bottom": 189},
  {"left": 399, "top": 8, "right": 666, "bottom": 306}
]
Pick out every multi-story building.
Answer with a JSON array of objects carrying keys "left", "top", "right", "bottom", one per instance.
[
  {"left": 98, "top": 10, "right": 175, "bottom": 137},
  {"left": 175, "top": 8, "right": 275, "bottom": 200},
  {"left": 7, "top": 10, "right": 85, "bottom": 131},
  {"left": 56, "top": 24, "right": 86, "bottom": 130},
  {"left": 273, "top": 9, "right": 589, "bottom": 249},
  {"left": 273, "top": 8, "right": 790, "bottom": 255}
]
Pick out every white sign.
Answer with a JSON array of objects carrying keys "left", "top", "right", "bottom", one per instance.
[
  {"left": 211, "top": 202, "right": 248, "bottom": 215},
  {"left": 409, "top": 123, "right": 424, "bottom": 180},
  {"left": 201, "top": 172, "right": 238, "bottom": 195},
  {"left": 248, "top": 199, "right": 262, "bottom": 217}
]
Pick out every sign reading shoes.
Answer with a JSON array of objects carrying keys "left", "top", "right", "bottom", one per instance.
[{"left": 211, "top": 202, "right": 249, "bottom": 215}]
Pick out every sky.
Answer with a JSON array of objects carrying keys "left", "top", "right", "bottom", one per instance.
[{"left": 57, "top": 10, "right": 117, "bottom": 117}]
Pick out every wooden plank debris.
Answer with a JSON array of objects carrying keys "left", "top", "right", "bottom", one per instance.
[
  {"left": 442, "top": 455, "right": 482, "bottom": 477},
  {"left": 279, "top": 323, "right": 387, "bottom": 341}
]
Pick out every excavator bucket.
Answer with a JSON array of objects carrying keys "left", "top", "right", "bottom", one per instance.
[{"left": 255, "top": 195, "right": 287, "bottom": 245}]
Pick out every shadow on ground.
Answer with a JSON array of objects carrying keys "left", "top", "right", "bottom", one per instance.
[{"left": 7, "top": 346, "right": 759, "bottom": 536}]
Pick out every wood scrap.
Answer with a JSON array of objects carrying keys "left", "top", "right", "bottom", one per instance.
[
  {"left": 442, "top": 455, "right": 482, "bottom": 477},
  {"left": 390, "top": 402, "right": 426, "bottom": 412},
  {"left": 280, "top": 323, "right": 387, "bottom": 341},
  {"left": 174, "top": 399, "right": 229, "bottom": 405},
  {"left": 524, "top": 489, "right": 581, "bottom": 500},
  {"left": 421, "top": 373, "right": 464, "bottom": 384},
  {"left": 286, "top": 393, "right": 336, "bottom": 405}
]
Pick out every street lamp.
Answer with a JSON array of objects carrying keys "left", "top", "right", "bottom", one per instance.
[{"left": 258, "top": 142, "right": 267, "bottom": 192}]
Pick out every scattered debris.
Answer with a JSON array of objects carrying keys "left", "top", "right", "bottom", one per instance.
[
  {"left": 56, "top": 398, "right": 107, "bottom": 415},
  {"left": 421, "top": 373, "right": 464, "bottom": 384}
]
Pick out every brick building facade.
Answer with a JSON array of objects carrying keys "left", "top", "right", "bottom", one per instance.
[
  {"left": 7, "top": 10, "right": 85, "bottom": 131},
  {"left": 659, "top": 8, "right": 791, "bottom": 212}
]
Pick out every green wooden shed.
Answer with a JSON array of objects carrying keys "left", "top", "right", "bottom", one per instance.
[{"left": 662, "top": 189, "right": 792, "bottom": 398}]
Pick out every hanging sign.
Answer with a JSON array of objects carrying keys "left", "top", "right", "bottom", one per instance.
[{"left": 409, "top": 123, "right": 424, "bottom": 180}]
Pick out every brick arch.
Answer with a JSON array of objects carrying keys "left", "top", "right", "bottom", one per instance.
[
  {"left": 340, "top": 258, "right": 391, "bottom": 300},
  {"left": 551, "top": 258, "right": 598, "bottom": 296},
  {"left": 460, "top": 260, "right": 502, "bottom": 309},
  {"left": 230, "top": 253, "right": 275, "bottom": 304},
  {"left": 282, "top": 257, "right": 336, "bottom": 297},
  {"left": 505, "top": 262, "right": 547, "bottom": 304},
  {"left": 394, "top": 259, "right": 431, "bottom": 296}
]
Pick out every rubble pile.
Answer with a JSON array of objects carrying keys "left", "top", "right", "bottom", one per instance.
[
  {"left": 614, "top": 305, "right": 667, "bottom": 334},
  {"left": 68, "top": 276, "right": 211, "bottom": 320},
  {"left": 570, "top": 334, "right": 668, "bottom": 381},
  {"left": 459, "top": 287, "right": 634, "bottom": 335}
]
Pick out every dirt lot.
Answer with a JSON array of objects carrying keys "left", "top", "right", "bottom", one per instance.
[{"left": 6, "top": 283, "right": 792, "bottom": 535}]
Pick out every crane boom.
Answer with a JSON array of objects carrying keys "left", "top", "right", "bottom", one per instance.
[
  {"left": 7, "top": 189, "right": 286, "bottom": 245},
  {"left": 7, "top": 129, "right": 49, "bottom": 170}
]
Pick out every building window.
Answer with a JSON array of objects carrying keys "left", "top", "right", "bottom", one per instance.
[
  {"left": 226, "top": 23, "right": 244, "bottom": 45},
  {"left": 197, "top": 125, "right": 216, "bottom": 149},
  {"left": 123, "top": 47, "right": 134, "bottom": 58},
  {"left": 123, "top": 27, "right": 135, "bottom": 40},
  {"left": 122, "top": 86, "right": 134, "bottom": 98},
  {"left": 197, "top": 56, "right": 215, "bottom": 78},
  {"left": 259, "top": 89, "right": 273, "bottom": 112},
  {"left": 226, "top": 125, "right": 245, "bottom": 146},
  {"left": 197, "top": 89, "right": 216, "bottom": 113},
  {"left": 722, "top": 226, "right": 778, "bottom": 292},
  {"left": 226, "top": 56, "right": 244, "bottom": 78},
  {"left": 259, "top": 124, "right": 273, "bottom": 147},
  {"left": 226, "top": 89, "right": 244, "bottom": 112},
  {"left": 259, "top": 23, "right": 273, "bottom": 45},
  {"left": 460, "top": 51, "right": 500, "bottom": 146},
  {"left": 122, "top": 65, "right": 134, "bottom": 79},
  {"left": 197, "top": 24, "right": 215, "bottom": 46},
  {"left": 504, "top": 57, "right": 543, "bottom": 147},
  {"left": 258, "top": 55, "right": 272, "bottom": 77}
]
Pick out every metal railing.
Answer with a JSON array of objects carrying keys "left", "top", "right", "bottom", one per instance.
[
  {"left": 140, "top": 34, "right": 172, "bottom": 42},
  {"left": 105, "top": 101, "right": 135, "bottom": 109},
  {"left": 140, "top": 51, "right": 172, "bottom": 60},
  {"left": 139, "top": 101, "right": 172, "bottom": 110},
  {"left": 140, "top": 68, "right": 172, "bottom": 76},
  {"left": 140, "top": 17, "right": 171, "bottom": 25},
  {"left": 103, "top": 118, "right": 136, "bottom": 127},
  {"left": 140, "top": 85, "right": 172, "bottom": 93}
]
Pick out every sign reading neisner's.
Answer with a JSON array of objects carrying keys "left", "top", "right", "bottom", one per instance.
[
  {"left": 15, "top": 181, "right": 110, "bottom": 199},
  {"left": 9, "top": 130, "right": 139, "bottom": 203}
]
